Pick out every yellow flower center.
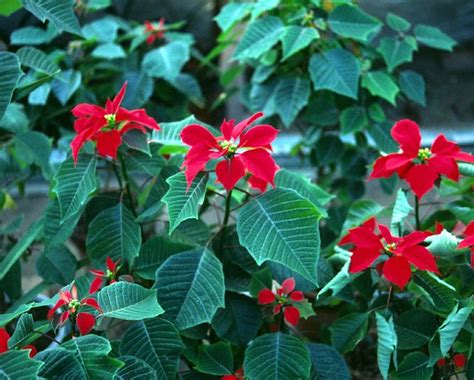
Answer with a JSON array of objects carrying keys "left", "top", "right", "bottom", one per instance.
[
  {"left": 417, "top": 148, "right": 432, "bottom": 162},
  {"left": 68, "top": 299, "right": 80, "bottom": 309},
  {"left": 385, "top": 242, "right": 397, "bottom": 253},
  {"left": 219, "top": 140, "right": 238, "bottom": 154}
]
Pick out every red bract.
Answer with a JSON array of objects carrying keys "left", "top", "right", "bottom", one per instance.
[
  {"left": 370, "top": 119, "right": 474, "bottom": 199},
  {"left": 144, "top": 18, "right": 165, "bottom": 45},
  {"left": 89, "top": 256, "right": 120, "bottom": 293},
  {"left": 258, "top": 278, "right": 304, "bottom": 326},
  {"left": 457, "top": 221, "right": 474, "bottom": 267},
  {"left": 180, "top": 112, "right": 279, "bottom": 191},
  {"left": 221, "top": 368, "right": 244, "bottom": 380},
  {"left": 0, "top": 328, "right": 37, "bottom": 357},
  {"left": 70, "top": 82, "right": 160, "bottom": 163},
  {"left": 47, "top": 285, "right": 101, "bottom": 335},
  {"left": 453, "top": 353, "right": 466, "bottom": 368},
  {"left": 340, "top": 222, "right": 439, "bottom": 289}
]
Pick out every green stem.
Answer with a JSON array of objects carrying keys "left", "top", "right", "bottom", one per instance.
[
  {"left": 118, "top": 153, "right": 137, "bottom": 217},
  {"left": 415, "top": 195, "right": 421, "bottom": 230},
  {"left": 222, "top": 189, "right": 233, "bottom": 228}
]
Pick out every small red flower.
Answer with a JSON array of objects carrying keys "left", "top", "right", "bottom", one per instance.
[
  {"left": 340, "top": 221, "right": 439, "bottom": 289},
  {"left": 89, "top": 256, "right": 120, "bottom": 293},
  {"left": 0, "top": 328, "right": 37, "bottom": 357},
  {"left": 70, "top": 82, "right": 160, "bottom": 163},
  {"left": 453, "top": 353, "right": 466, "bottom": 368},
  {"left": 457, "top": 221, "right": 474, "bottom": 268},
  {"left": 47, "top": 285, "right": 101, "bottom": 335},
  {"left": 180, "top": 112, "right": 279, "bottom": 191},
  {"left": 370, "top": 119, "right": 474, "bottom": 199},
  {"left": 258, "top": 278, "right": 304, "bottom": 326},
  {"left": 221, "top": 368, "right": 244, "bottom": 380},
  {"left": 144, "top": 18, "right": 165, "bottom": 45},
  {"left": 437, "top": 358, "right": 446, "bottom": 367}
]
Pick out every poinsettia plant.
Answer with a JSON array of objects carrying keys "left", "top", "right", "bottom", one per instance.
[{"left": 0, "top": 1, "right": 473, "bottom": 380}]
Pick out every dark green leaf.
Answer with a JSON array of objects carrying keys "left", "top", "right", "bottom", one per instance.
[
  {"left": 280, "top": 25, "right": 319, "bottom": 61},
  {"left": 399, "top": 70, "right": 426, "bottom": 106},
  {"left": 328, "top": 4, "right": 382, "bottom": 42},
  {"left": 36, "top": 245, "right": 77, "bottom": 285},
  {"left": 377, "top": 37, "right": 415, "bottom": 72},
  {"left": 392, "top": 352, "right": 432, "bottom": 380},
  {"left": 0, "top": 52, "right": 23, "bottom": 120},
  {"left": 330, "top": 312, "right": 369, "bottom": 353},
  {"left": 340, "top": 106, "right": 368, "bottom": 135},
  {"left": 308, "top": 343, "right": 350, "bottom": 380},
  {"left": 362, "top": 71, "right": 399, "bottom": 105},
  {"left": 196, "top": 342, "right": 233, "bottom": 376},
  {"left": 16, "top": 46, "right": 59, "bottom": 75},
  {"left": 0, "top": 350, "right": 43, "bottom": 379},
  {"left": 414, "top": 24, "right": 456, "bottom": 51}
]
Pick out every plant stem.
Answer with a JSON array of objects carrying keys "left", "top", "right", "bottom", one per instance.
[
  {"left": 118, "top": 153, "right": 137, "bottom": 217},
  {"left": 385, "top": 285, "right": 393, "bottom": 311},
  {"left": 222, "top": 189, "right": 233, "bottom": 228},
  {"left": 414, "top": 195, "right": 421, "bottom": 230}
]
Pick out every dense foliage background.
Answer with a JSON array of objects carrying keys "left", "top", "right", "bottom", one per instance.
[{"left": 0, "top": 0, "right": 472, "bottom": 379}]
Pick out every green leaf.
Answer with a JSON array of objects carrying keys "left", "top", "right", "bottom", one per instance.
[
  {"left": 0, "top": 52, "right": 23, "bottom": 120},
  {"left": 309, "top": 48, "right": 360, "bottom": 99},
  {"left": 36, "top": 347, "right": 81, "bottom": 378},
  {"left": 362, "top": 71, "right": 399, "bottom": 105},
  {"left": 52, "top": 154, "right": 97, "bottom": 222},
  {"left": 328, "top": 4, "right": 382, "bottom": 43},
  {"left": 250, "top": 0, "right": 279, "bottom": 19},
  {"left": 92, "top": 43, "right": 126, "bottom": 59},
  {"left": 36, "top": 245, "right": 77, "bottom": 285},
  {"left": 233, "top": 16, "right": 284, "bottom": 60},
  {"left": 392, "top": 352, "right": 433, "bottom": 380},
  {"left": 196, "top": 342, "right": 233, "bottom": 376},
  {"left": 0, "top": 219, "right": 43, "bottom": 281},
  {"left": 212, "top": 292, "right": 262, "bottom": 346},
  {"left": 315, "top": 135, "right": 344, "bottom": 165},
  {"left": 0, "top": 0, "right": 22, "bottom": 16},
  {"left": 97, "top": 282, "right": 164, "bottom": 320},
  {"left": 14, "top": 131, "right": 52, "bottom": 177},
  {"left": 122, "top": 71, "right": 153, "bottom": 109},
  {"left": 340, "top": 106, "right": 368, "bottom": 135},
  {"left": 399, "top": 70, "right": 426, "bottom": 106},
  {"left": 425, "top": 229, "right": 460, "bottom": 257},
  {"left": 386, "top": 13, "right": 411, "bottom": 33},
  {"left": 134, "top": 236, "right": 193, "bottom": 280},
  {"left": 330, "top": 312, "right": 369, "bottom": 353},
  {"left": 82, "top": 17, "right": 119, "bottom": 43},
  {"left": 368, "top": 121, "right": 399, "bottom": 153},
  {"left": 0, "top": 350, "right": 43, "bottom": 379},
  {"left": 275, "top": 169, "right": 333, "bottom": 214},
  {"left": 376, "top": 313, "right": 397, "bottom": 380},
  {"left": 244, "top": 333, "right": 311, "bottom": 380},
  {"left": 274, "top": 76, "right": 311, "bottom": 127},
  {"left": 377, "top": 37, "right": 415, "bottom": 72},
  {"left": 21, "top": 0, "right": 82, "bottom": 36},
  {"left": 10, "top": 24, "right": 58, "bottom": 45},
  {"left": 61, "top": 335, "right": 123, "bottom": 379},
  {"left": 143, "top": 41, "right": 190, "bottom": 81},
  {"left": 120, "top": 318, "right": 184, "bottom": 379},
  {"left": 154, "top": 248, "right": 225, "bottom": 330},
  {"left": 0, "top": 103, "right": 29, "bottom": 133},
  {"left": 16, "top": 46, "right": 59, "bottom": 75},
  {"left": 317, "top": 259, "right": 351, "bottom": 300},
  {"left": 51, "top": 69, "right": 81, "bottom": 105},
  {"left": 125, "top": 151, "right": 164, "bottom": 176},
  {"left": 414, "top": 24, "right": 456, "bottom": 51},
  {"left": 162, "top": 172, "right": 208, "bottom": 234},
  {"left": 237, "top": 188, "right": 322, "bottom": 284},
  {"left": 122, "top": 131, "right": 152, "bottom": 157},
  {"left": 116, "top": 356, "right": 157, "bottom": 380},
  {"left": 412, "top": 271, "right": 457, "bottom": 314},
  {"left": 214, "top": 2, "right": 251, "bottom": 32},
  {"left": 390, "top": 189, "right": 412, "bottom": 233},
  {"left": 308, "top": 343, "right": 350, "bottom": 380},
  {"left": 28, "top": 82, "right": 51, "bottom": 105},
  {"left": 341, "top": 199, "right": 383, "bottom": 233},
  {"left": 7, "top": 313, "right": 34, "bottom": 349},
  {"left": 280, "top": 25, "right": 319, "bottom": 61},
  {"left": 168, "top": 73, "right": 203, "bottom": 104},
  {"left": 86, "top": 203, "right": 142, "bottom": 264},
  {"left": 43, "top": 197, "right": 83, "bottom": 248},
  {"left": 395, "top": 309, "right": 438, "bottom": 350},
  {"left": 438, "top": 305, "right": 471, "bottom": 356},
  {"left": 0, "top": 303, "right": 35, "bottom": 327}
]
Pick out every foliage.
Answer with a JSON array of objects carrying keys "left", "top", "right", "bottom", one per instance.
[{"left": 0, "top": 1, "right": 472, "bottom": 380}]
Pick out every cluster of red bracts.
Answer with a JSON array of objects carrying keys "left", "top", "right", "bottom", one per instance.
[
  {"left": 370, "top": 119, "right": 474, "bottom": 199},
  {"left": 0, "top": 328, "right": 36, "bottom": 357},
  {"left": 258, "top": 278, "right": 304, "bottom": 326},
  {"left": 48, "top": 257, "right": 120, "bottom": 336},
  {"left": 437, "top": 353, "right": 466, "bottom": 369},
  {"left": 221, "top": 368, "right": 244, "bottom": 380},
  {"left": 144, "top": 18, "right": 165, "bottom": 45},
  {"left": 340, "top": 218, "right": 439, "bottom": 289}
]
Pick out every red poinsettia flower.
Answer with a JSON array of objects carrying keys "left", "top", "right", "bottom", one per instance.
[
  {"left": 0, "top": 328, "right": 37, "bottom": 357},
  {"left": 144, "top": 18, "right": 165, "bottom": 45},
  {"left": 221, "top": 368, "right": 244, "bottom": 380},
  {"left": 89, "top": 257, "right": 120, "bottom": 293},
  {"left": 258, "top": 278, "right": 304, "bottom": 326},
  {"left": 370, "top": 119, "right": 474, "bottom": 199},
  {"left": 70, "top": 82, "right": 160, "bottom": 163},
  {"left": 180, "top": 112, "right": 279, "bottom": 191},
  {"left": 457, "top": 221, "right": 474, "bottom": 267},
  {"left": 47, "top": 285, "right": 101, "bottom": 335},
  {"left": 437, "top": 353, "right": 466, "bottom": 368},
  {"left": 340, "top": 221, "right": 439, "bottom": 289}
]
